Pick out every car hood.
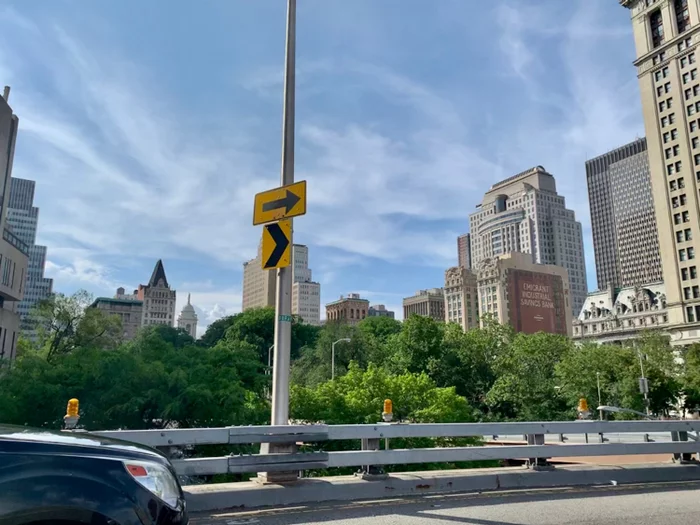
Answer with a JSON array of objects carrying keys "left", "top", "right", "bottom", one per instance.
[{"left": 0, "top": 424, "right": 167, "bottom": 462}]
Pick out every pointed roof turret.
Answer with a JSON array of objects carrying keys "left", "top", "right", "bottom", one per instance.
[{"left": 148, "top": 259, "right": 169, "bottom": 288}]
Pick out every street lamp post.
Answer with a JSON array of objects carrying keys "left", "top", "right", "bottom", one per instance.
[{"left": 331, "top": 338, "right": 351, "bottom": 380}]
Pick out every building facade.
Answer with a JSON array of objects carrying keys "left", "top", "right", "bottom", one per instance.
[
  {"left": 469, "top": 166, "right": 587, "bottom": 315},
  {"left": 90, "top": 292, "right": 143, "bottom": 341},
  {"left": 403, "top": 288, "right": 445, "bottom": 322},
  {"left": 242, "top": 242, "right": 276, "bottom": 310},
  {"left": 444, "top": 266, "right": 479, "bottom": 331},
  {"left": 457, "top": 233, "right": 472, "bottom": 269},
  {"left": 586, "top": 138, "right": 663, "bottom": 289},
  {"left": 242, "top": 243, "right": 321, "bottom": 325},
  {"left": 137, "top": 260, "right": 176, "bottom": 327},
  {"left": 6, "top": 177, "right": 53, "bottom": 333},
  {"left": 177, "top": 293, "right": 198, "bottom": 338},
  {"left": 326, "top": 293, "right": 370, "bottom": 325},
  {"left": 0, "top": 87, "right": 29, "bottom": 360},
  {"left": 368, "top": 304, "right": 395, "bottom": 318},
  {"left": 573, "top": 282, "right": 669, "bottom": 344},
  {"left": 620, "top": 0, "right": 700, "bottom": 344},
  {"left": 291, "top": 244, "right": 321, "bottom": 325},
  {"left": 474, "top": 252, "right": 573, "bottom": 336}
]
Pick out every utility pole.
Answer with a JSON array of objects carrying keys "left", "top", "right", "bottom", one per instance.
[{"left": 270, "top": 0, "right": 296, "bottom": 428}]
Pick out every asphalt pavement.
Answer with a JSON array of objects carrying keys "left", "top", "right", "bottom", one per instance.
[{"left": 191, "top": 481, "right": 700, "bottom": 525}]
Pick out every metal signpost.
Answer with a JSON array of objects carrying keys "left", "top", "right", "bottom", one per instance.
[{"left": 250, "top": 0, "right": 305, "bottom": 482}]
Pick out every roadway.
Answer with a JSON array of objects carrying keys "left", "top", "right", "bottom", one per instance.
[{"left": 192, "top": 482, "right": 700, "bottom": 525}]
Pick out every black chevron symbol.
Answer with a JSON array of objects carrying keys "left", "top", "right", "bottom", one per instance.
[{"left": 264, "top": 222, "right": 290, "bottom": 269}]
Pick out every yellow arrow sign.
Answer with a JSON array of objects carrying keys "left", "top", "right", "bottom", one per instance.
[
  {"left": 261, "top": 219, "right": 292, "bottom": 270},
  {"left": 253, "top": 180, "right": 307, "bottom": 225}
]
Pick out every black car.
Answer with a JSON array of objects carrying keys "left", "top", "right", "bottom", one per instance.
[{"left": 0, "top": 424, "right": 188, "bottom": 525}]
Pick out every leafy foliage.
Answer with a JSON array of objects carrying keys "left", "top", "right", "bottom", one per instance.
[{"left": 0, "top": 290, "right": 694, "bottom": 440}]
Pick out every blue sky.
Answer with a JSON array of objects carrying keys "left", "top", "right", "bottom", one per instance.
[{"left": 0, "top": 1, "right": 643, "bottom": 333}]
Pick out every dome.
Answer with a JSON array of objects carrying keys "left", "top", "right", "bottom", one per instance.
[{"left": 181, "top": 293, "right": 197, "bottom": 316}]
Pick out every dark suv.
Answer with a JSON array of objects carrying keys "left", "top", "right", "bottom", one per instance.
[{"left": 0, "top": 424, "right": 188, "bottom": 525}]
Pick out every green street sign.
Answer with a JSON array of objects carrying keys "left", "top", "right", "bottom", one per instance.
[{"left": 278, "top": 314, "right": 293, "bottom": 323}]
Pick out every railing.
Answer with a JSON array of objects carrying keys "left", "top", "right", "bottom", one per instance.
[{"left": 93, "top": 420, "right": 700, "bottom": 478}]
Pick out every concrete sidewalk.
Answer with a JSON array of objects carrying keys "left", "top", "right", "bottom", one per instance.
[{"left": 184, "top": 462, "right": 700, "bottom": 513}]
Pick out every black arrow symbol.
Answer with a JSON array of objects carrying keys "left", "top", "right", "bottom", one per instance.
[
  {"left": 264, "top": 222, "right": 290, "bottom": 268},
  {"left": 262, "top": 190, "right": 301, "bottom": 214}
]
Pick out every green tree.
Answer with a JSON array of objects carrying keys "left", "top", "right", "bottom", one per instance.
[
  {"left": 198, "top": 315, "right": 236, "bottom": 348},
  {"left": 29, "top": 290, "right": 123, "bottom": 361},
  {"left": 486, "top": 332, "right": 571, "bottom": 420},
  {"left": 388, "top": 315, "right": 445, "bottom": 375}
]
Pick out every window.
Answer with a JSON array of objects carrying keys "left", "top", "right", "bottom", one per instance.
[
  {"left": 672, "top": 128, "right": 679, "bottom": 139},
  {"left": 682, "top": 194, "right": 688, "bottom": 205},
  {"left": 682, "top": 267, "right": 689, "bottom": 280},
  {"left": 666, "top": 82, "right": 672, "bottom": 93},
  {"left": 677, "top": 160, "right": 683, "bottom": 172},
  {"left": 679, "top": 177, "right": 686, "bottom": 188},
  {"left": 666, "top": 147, "right": 673, "bottom": 159},
  {"left": 676, "top": 0, "right": 690, "bottom": 34},
  {"left": 664, "top": 131, "right": 671, "bottom": 143},
  {"left": 670, "top": 112, "right": 677, "bottom": 123},
  {"left": 692, "top": 266, "right": 697, "bottom": 278},
  {"left": 662, "top": 116, "right": 669, "bottom": 127},
  {"left": 680, "top": 248, "right": 687, "bottom": 260},
  {"left": 669, "top": 163, "right": 676, "bottom": 175},
  {"left": 675, "top": 212, "right": 682, "bottom": 224},
  {"left": 682, "top": 56, "right": 689, "bottom": 68},
  {"left": 688, "top": 104, "right": 696, "bottom": 116},
  {"left": 675, "top": 144, "right": 681, "bottom": 155},
  {"left": 694, "top": 137, "right": 699, "bottom": 149},
  {"left": 668, "top": 98, "right": 674, "bottom": 108},
  {"left": 693, "top": 285, "right": 699, "bottom": 298},
  {"left": 661, "top": 100, "right": 668, "bottom": 111},
  {"left": 690, "top": 247, "right": 696, "bottom": 259},
  {"left": 692, "top": 53, "right": 697, "bottom": 65},
  {"left": 651, "top": 10, "right": 665, "bottom": 48},
  {"left": 686, "top": 228, "right": 693, "bottom": 240},
  {"left": 678, "top": 230, "right": 684, "bottom": 243},
  {"left": 684, "top": 72, "right": 691, "bottom": 84},
  {"left": 686, "top": 87, "right": 692, "bottom": 99},
  {"left": 671, "top": 180, "right": 678, "bottom": 191},
  {"left": 688, "top": 306, "right": 696, "bottom": 322},
  {"left": 685, "top": 287, "right": 691, "bottom": 300},
  {"left": 684, "top": 210, "right": 690, "bottom": 222},
  {"left": 656, "top": 70, "right": 663, "bottom": 82}
]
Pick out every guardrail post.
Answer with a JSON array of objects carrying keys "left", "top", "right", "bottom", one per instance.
[
  {"left": 671, "top": 430, "right": 696, "bottom": 463},
  {"left": 526, "top": 433, "right": 554, "bottom": 471},
  {"left": 356, "top": 438, "right": 386, "bottom": 480}
]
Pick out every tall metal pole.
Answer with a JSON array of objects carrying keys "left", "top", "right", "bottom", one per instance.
[
  {"left": 270, "top": 0, "right": 296, "bottom": 427},
  {"left": 596, "top": 372, "right": 603, "bottom": 421}
]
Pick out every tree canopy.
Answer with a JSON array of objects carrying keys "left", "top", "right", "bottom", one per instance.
[{"left": 0, "top": 292, "right": 695, "bottom": 436}]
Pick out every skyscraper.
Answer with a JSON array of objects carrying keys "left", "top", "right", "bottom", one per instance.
[
  {"left": 586, "top": 138, "right": 663, "bottom": 289},
  {"left": 291, "top": 244, "right": 321, "bottom": 326},
  {"left": 620, "top": 0, "right": 700, "bottom": 336},
  {"left": 457, "top": 233, "right": 472, "bottom": 269},
  {"left": 469, "top": 166, "right": 588, "bottom": 314},
  {"left": 242, "top": 242, "right": 321, "bottom": 325},
  {"left": 0, "top": 87, "right": 29, "bottom": 360},
  {"left": 6, "top": 177, "right": 53, "bottom": 332}
]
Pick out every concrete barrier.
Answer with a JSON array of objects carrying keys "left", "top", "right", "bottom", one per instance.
[{"left": 184, "top": 462, "right": 700, "bottom": 513}]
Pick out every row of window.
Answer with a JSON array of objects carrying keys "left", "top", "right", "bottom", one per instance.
[{"left": 650, "top": 2, "right": 691, "bottom": 50}]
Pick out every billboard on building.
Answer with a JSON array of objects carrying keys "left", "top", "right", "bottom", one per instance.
[{"left": 507, "top": 269, "right": 567, "bottom": 335}]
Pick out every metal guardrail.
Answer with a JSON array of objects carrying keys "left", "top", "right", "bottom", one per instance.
[{"left": 93, "top": 421, "right": 700, "bottom": 476}]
